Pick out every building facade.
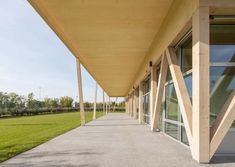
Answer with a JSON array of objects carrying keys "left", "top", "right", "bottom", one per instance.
[
  {"left": 29, "top": 0, "right": 235, "bottom": 163},
  {"left": 125, "top": 1, "right": 235, "bottom": 163}
]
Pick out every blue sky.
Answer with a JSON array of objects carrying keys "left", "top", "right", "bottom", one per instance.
[{"left": 0, "top": 0, "right": 110, "bottom": 102}]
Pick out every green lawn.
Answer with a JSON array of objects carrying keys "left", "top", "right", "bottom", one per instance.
[{"left": 0, "top": 111, "right": 104, "bottom": 162}]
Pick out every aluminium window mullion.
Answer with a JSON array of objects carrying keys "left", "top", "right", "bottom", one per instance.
[{"left": 210, "top": 62, "right": 235, "bottom": 67}]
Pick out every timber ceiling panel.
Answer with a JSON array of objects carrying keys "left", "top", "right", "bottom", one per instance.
[{"left": 28, "top": 0, "right": 173, "bottom": 96}]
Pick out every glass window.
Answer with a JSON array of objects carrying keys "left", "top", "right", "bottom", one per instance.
[
  {"left": 143, "top": 78, "right": 150, "bottom": 94},
  {"left": 210, "top": 25, "right": 235, "bottom": 127},
  {"left": 163, "top": 34, "right": 193, "bottom": 145},
  {"left": 165, "top": 83, "right": 178, "bottom": 121},
  {"left": 210, "top": 66, "right": 235, "bottom": 124},
  {"left": 143, "top": 94, "right": 149, "bottom": 115},
  {"left": 158, "top": 99, "right": 165, "bottom": 131},
  {"left": 210, "top": 25, "right": 235, "bottom": 47},
  {"left": 161, "top": 24, "right": 235, "bottom": 144},
  {"left": 210, "top": 45, "right": 235, "bottom": 62},
  {"left": 166, "top": 68, "right": 172, "bottom": 82},
  {"left": 181, "top": 38, "right": 192, "bottom": 73},
  {"left": 143, "top": 78, "right": 150, "bottom": 124},
  {"left": 184, "top": 74, "right": 192, "bottom": 101},
  {"left": 181, "top": 126, "right": 189, "bottom": 145},
  {"left": 165, "top": 122, "right": 178, "bottom": 140}
]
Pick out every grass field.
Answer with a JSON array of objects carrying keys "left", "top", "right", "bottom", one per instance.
[{"left": 0, "top": 111, "right": 104, "bottom": 162}]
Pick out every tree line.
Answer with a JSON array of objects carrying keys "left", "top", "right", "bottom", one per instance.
[{"left": 0, "top": 91, "right": 125, "bottom": 117}]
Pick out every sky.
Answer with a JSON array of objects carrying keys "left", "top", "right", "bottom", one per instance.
[{"left": 0, "top": 0, "right": 118, "bottom": 102}]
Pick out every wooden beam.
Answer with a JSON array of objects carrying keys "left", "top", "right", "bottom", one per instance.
[
  {"left": 93, "top": 82, "right": 98, "bottom": 120},
  {"left": 199, "top": 0, "right": 235, "bottom": 7},
  {"left": 192, "top": 6, "right": 210, "bottom": 163},
  {"left": 165, "top": 48, "right": 193, "bottom": 146},
  {"left": 76, "top": 59, "right": 85, "bottom": 126},
  {"left": 210, "top": 90, "right": 235, "bottom": 159},
  {"left": 151, "top": 54, "right": 168, "bottom": 131}
]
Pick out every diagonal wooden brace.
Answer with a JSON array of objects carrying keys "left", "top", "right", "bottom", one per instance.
[
  {"left": 165, "top": 47, "right": 193, "bottom": 148},
  {"left": 210, "top": 90, "right": 235, "bottom": 159},
  {"left": 151, "top": 54, "right": 168, "bottom": 132}
]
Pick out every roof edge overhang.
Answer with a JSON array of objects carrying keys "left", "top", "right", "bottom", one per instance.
[
  {"left": 28, "top": 0, "right": 122, "bottom": 97},
  {"left": 125, "top": 0, "right": 199, "bottom": 97}
]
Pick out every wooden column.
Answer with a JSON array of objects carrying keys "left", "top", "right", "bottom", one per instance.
[
  {"left": 131, "top": 95, "right": 133, "bottom": 117},
  {"left": 113, "top": 97, "right": 118, "bottom": 112},
  {"left": 76, "top": 59, "right": 85, "bottom": 126},
  {"left": 133, "top": 93, "right": 135, "bottom": 118},
  {"left": 134, "top": 90, "right": 138, "bottom": 119},
  {"left": 103, "top": 90, "right": 105, "bottom": 113},
  {"left": 109, "top": 97, "right": 111, "bottom": 112},
  {"left": 150, "top": 65, "right": 157, "bottom": 126},
  {"left": 132, "top": 95, "right": 134, "bottom": 117},
  {"left": 126, "top": 97, "right": 129, "bottom": 114},
  {"left": 125, "top": 99, "right": 128, "bottom": 113},
  {"left": 93, "top": 82, "right": 97, "bottom": 120},
  {"left": 129, "top": 94, "right": 132, "bottom": 116},
  {"left": 106, "top": 95, "right": 108, "bottom": 115},
  {"left": 129, "top": 96, "right": 131, "bottom": 115},
  {"left": 192, "top": 6, "right": 210, "bottom": 163},
  {"left": 139, "top": 82, "right": 144, "bottom": 123}
]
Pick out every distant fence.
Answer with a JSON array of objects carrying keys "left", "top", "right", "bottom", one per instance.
[
  {"left": 0, "top": 106, "right": 125, "bottom": 118},
  {"left": 0, "top": 107, "right": 78, "bottom": 118}
]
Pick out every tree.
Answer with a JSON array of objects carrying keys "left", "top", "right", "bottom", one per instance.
[
  {"left": 84, "top": 102, "right": 91, "bottom": 109},
  {"left": 74, "top": 102, "right": 80, "bottom": 108},
  {"left": 45, "top": 98, "right": 59, "bottom": 108},
  {"left": 60, "top": 96, "right": 73, "bottom": 108},
  {"left": 8, "top": 92, "right": 25, "bottom": 109},
  {"left": 117, "top": 101, "right": 125, "bottom": 107},
  {"left": 0, "top": 92, "right": 9, "bottom": 114},
  {"left": 26, "top": 93, "right": 45, "bottom": 109}
]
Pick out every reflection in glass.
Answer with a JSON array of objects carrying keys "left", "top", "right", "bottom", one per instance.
[
  {"left": 210, "top": 25, "right": 235, "bottom": 127},
  {"left": 210, "top": 66, "right": 235, "bottom": 124},
  {"left": 165, "top": 122, "right": 178, "bottom": 140},
  {"left": 165, "top": 83, "right": 178, "bottom": 121},
  {"left": 184, "top": 74, "right": 192, "bottom": 100},
  {"left": 158, "top": 100, "right": 165, "bottom": 131},
  {"left": 143, "top": 94, "right": 150, "bottom": 124},
  {"left": 143, "top": 78, "right": 150, "bottom": 124},
  {"left": 181, "top": 39, "right": 192, "bottom": 73},
  {"left": 143, "top": 78, "right": 150, "bottom": 94},
  {"left": 210, "top": 45, "right": 235, "bottom": 62},
  {"left": 210, "top": 25, "right": 235, "bottom": 47}
]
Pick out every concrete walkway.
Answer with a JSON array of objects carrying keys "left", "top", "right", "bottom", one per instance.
[{"left": 1, "top": 113, "right": 235, "bottom": 167}]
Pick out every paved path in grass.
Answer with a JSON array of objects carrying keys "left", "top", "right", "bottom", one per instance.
[{"left": 1, "top": 113, "right": 235, "bottom": 167}]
